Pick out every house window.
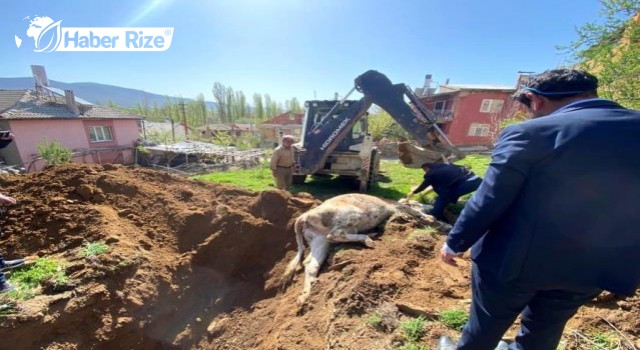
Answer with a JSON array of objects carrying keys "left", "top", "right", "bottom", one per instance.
[
  {"left": 468, "top": 123, "right": 490, "bottom": 137},
  {"left": 88, "top": 126, "right": 113, "bottom": 142},
  {"left": 434, "top": 101, "right": 445, "bottom": 112},
  {"left": 480, "top": 99, "right": 504, "bottom": 113}
]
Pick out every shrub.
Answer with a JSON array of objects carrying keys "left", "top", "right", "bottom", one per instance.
[
  {"left": 36, "top": 137, "right": 72, "bottom": 165},
  {"left": 83, "top": 241, "right": 109, "bottom": 257},
  {"left": 401, "top": 316, "right": 427, "bottom": 343},
  {"left": 364, "top": 313, "right": 383, "bottom": 328}
]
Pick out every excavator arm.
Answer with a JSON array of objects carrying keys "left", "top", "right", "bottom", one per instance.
[
  {"left": 296, "top": 70, "right": 463, "bottom": 175},
  {"left": 355, "top": 70, "right": 463, "bottom": 167}
]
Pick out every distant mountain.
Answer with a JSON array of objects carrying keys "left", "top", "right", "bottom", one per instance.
[{"left": 0, "top": 77, "right": 217, "bottom": 109}]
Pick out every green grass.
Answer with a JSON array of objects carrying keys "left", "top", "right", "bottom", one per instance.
[
  {"left": 586, "top": 331, "right": 618, "bottom": 350},
  {"left": 192, "top": 154, "right": 491, "bottom": 201},
  {"left": 438, "top": 308, "right": 469, "bottom": 331},
  {"left": 83, "top": 241, "right": 109, "bottom": 257},
  {"left": 456, "top": 154, "right": 491, "bottom": 176},
  {"left": 193, "top": 161, "right": 275, "bottom": 192},
  {"left": 397, "top": 343, "right": 429, "bottom": 350},
  {"left": 401, "top": 316, "right": 427, "bottom": 343},
  {"left": 7, "top": 258, "right": 66, "bottom": 300},
  {"left": 364, "top": 313, "right": 383, "bottom": 328}
]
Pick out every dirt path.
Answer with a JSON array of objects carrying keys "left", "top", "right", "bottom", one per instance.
[{"left": 0, "top": 164, "right": 637, "bottom": 349}]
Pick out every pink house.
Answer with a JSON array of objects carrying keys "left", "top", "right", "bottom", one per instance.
[{"left": 0, "top": 89, "right": 141, "bottom": 172}]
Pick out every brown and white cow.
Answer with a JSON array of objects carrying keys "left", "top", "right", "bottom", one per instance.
[{"left": 283, "top": 193, "right": 443, "bottom": 304}]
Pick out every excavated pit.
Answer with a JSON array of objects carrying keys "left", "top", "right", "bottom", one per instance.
[{"left": 0, "top": 164, "right": 637, "bottom": 349}]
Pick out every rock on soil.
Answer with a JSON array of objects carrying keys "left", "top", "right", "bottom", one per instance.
[{"left": 0, "top": 164, "right": 637, "bottom": 349}]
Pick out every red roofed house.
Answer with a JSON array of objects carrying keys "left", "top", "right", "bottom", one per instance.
[
  {"left": 0, "top": 89, "right": 141, "bottom": 172},
  {"left": 259, "top": 111, "right": 303, "bottom": 147},
  {"left": 415, "top": 72, "right": 533, "bottom": 146}
]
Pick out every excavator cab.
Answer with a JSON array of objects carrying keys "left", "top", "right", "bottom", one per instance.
[{"left": 300, "top": 100, "right": 367, "bottom": 152}]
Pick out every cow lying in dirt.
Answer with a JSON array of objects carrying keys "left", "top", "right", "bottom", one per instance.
[{"left": 283, "top": 193, "right": 441, "bottom": 304}]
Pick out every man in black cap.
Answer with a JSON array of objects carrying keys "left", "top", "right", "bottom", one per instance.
[{"left": 439, "top": 68, "right": 640, "bottom": 349}]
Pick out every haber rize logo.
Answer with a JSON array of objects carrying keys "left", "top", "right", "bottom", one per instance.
[{"left": 14, "top": 15, "right": 174, "bottom": 52}]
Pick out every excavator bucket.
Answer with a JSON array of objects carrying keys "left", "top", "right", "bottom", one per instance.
[{"left": 398, "top": 142, "right": 450, "bottom": 168}]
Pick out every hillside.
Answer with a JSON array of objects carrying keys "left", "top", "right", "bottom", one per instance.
[{"left": 0, "top": 77, "right": 217, "bottom": 109}]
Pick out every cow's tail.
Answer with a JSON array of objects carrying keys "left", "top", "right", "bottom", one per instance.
[{"left": 283, "top": 215, "right": 305, "bottom": 281}]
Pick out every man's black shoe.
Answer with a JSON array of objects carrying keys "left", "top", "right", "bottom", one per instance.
[
  {"left": 0, "top": 259, "right": 25, "bottom": 271},
  {"left": 0, "top": 282, "right": 15, "bottom": 293}
]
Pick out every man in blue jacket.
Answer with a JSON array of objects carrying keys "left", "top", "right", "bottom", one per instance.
[
  {"left": 407, "top": 163, "right": 482, "bottom": 221},
  {"left": 439, "top": 69, "right": 640, "bottom": 349}
]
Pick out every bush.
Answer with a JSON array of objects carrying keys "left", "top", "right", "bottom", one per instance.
[
  {"left": 83, "top": 241, "right": 109, "bottom": 257},
  {"left": 401, "top": 316, "right": 427, "bottom": 343},
  {"left": 36, "top": 137, "right": 72, "bottom": 165},
  {"left": 438, "top": 308, "right": 469, "bottom": 331}
]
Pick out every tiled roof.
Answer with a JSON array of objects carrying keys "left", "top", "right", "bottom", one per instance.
[
  {"left": 0, "top": 90, "right": 27, "bottom": 113},
  {"left": 262, "top": 111, "right": 304, "bottom": 125},
  {"left": 231, "top": 123, "right": 254, "bottom": 131},
  {"left": 0, "top": 90, "right": 141, "bottom": 120}
]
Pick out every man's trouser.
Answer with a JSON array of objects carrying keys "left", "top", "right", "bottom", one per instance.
[
  {"left": 274, "top": 167, "right": 293, "bottom": 190},
  {"left": 457, "top": 264, "right": 601, "bottom": 350},
  {"left": 430, "top": 176, "right": 482, "bottom": 220},
  {"left": 0, "top": 254, "right": 5, "bottom": 284}
]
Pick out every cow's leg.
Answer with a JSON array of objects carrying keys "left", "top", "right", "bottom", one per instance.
[
  {"left": 327, "top": 227, "right": 375, "bottom": 247},
  {"left": 299, "top": 235, "right": 330, "bottom": 304}
]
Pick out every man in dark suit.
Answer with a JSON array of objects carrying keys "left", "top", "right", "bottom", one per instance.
[
  {"left": 439, "top": 69, "right": 640, "bottom": 349},
  {"left": 406, "top": 162, "right": 482, "bottom": 221}
]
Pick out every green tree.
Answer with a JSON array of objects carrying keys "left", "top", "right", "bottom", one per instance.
[
  {"left": 195, "top": 93, "right": 207, "bottom": 126},
  {"left": 264, "top": 94, "right": 281, "bottom": 118},
  {"left": 253, "top": 93, "right": 264, "bottom": 121},
  {"left": 226, "top": 87, "right": 235, "bottom": 123},
  {"left": 368, "top": 110, "right": 410, "bottom": 141},
  {"left": 566, "top": 0, "right": 640, "bottom": 108},
  {"left": 212, "top": 82, "right": 227, "bottom": 123},
  {"left": 286, "top": 97, "right": 303, "bottom": 113}
]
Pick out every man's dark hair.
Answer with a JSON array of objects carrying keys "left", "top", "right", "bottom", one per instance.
[
  {"left": 420, "top": 162, "right": 435, "bottom": 169},
  {"left": 513, "top": 69, "right": 598, "bottom": 107}
]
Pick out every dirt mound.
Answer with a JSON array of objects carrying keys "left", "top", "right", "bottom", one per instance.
[{"left": 0, "top": 164, "right": 637, "bottom": 349}]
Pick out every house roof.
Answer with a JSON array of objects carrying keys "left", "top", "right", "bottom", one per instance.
[
  {"left": 0, "top": 90, "right": 28, "bottom": 113},
  {"left": 0, "top": 90, "right": 141, "bottom": 120},
  {"left": 439, "top": 84, "right": 515, "bottom": 92},
  {"left": 199, "top": 124, "right": 232, "bottom": 131},
  {"left": 262, "top": 111, "right": 304, "bottom": 125},
  {"left": 231, "top": 123, "right": 254, "bottom": 131}
]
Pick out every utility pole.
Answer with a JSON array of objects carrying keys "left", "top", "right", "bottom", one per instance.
[
  {"left": 169, "top": 117, "right": 175, "bottom": 143},
  {"left": 179, "top": 100, "right": 188, "bottom": 139}
]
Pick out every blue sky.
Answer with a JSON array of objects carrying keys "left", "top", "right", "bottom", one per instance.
[{"left": 1, "top": 0, "right": 604, "bottom": 103}]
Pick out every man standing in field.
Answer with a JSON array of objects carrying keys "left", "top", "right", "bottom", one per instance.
[{"left": 270, "top": 135, "right": 296, "bottom": 191}]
